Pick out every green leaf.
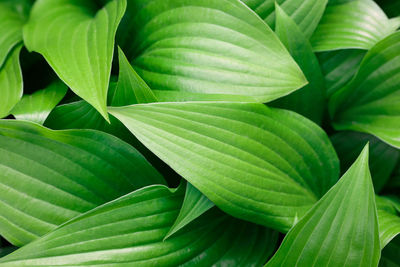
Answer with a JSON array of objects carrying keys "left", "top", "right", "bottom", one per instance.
[
  {"left": 0, "top": 120, "right": 165, "bottom": 246},
  {"left": 318, "top": 49, "right": 366, "bottom": 97},
  {"left": 311, "top": 0, "right": 399, "bottom": 51},
  {"left": 377, "top": 196, "right": 400, "bottom": 248},
  {"left": 241, "top": 0, "right": 328, "bottom": 38},
  {"left": 265, "top": 145, "right": 381, "bottom": 267},
  {"left": 0, "top": 185, "right": 278, "bottom": 266},
  {"left": 376, "top": 0, "right": 400, "bottom": 18},
  {"left": 23, "top": 0, "right": 127, "bottom": 121},
  {"left": 379, "top": 236, "right": 400, "bottom": 267},
  {"left": 110, "top": 47, "right": 157, "bottom": 106},
  {"left": 329, "top": 32, "right": 400, "bottom": 148},
  {"left": 153, "top": 90, "right": 256, "bottom": 102},
  {"left": 0, "top": 45, "right": 23, "bottom": 118},
  {"left": 11, "top": 81, "right": 67, "bottom": 125},
  {"left": 118, "top": 0, "right": 307, "bottom": 102},
  {"left": 109, "top": 102, "right": 339, "bottom": 232},
  {"left": 0, "top": 0, "right": 31, "bottom": 68},
  {"left": 331, "top": 131, "right": 399, "bottom": 192},
  {"left": 270, "top": 4, "right": 325, "bottom": 125},
  {"left": 164, "top": 182, "right": 214, "bottom": 240}
]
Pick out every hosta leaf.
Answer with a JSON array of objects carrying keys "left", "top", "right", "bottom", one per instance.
[
  {"left": 11, "top": 81, "right": 67, "bottom": 125},
  {"left": 270, "top": 4, "right": 325, "bottom": 124},
  {"left": 331, "top": 132, "right": 399, "bottom": 192},
  {"left": 0, "top": 46, "right": 23, "bottom": 118},
  {"left": 318, "top": 49, "right": 366, "bottom": 97},
  {"left": 311, "top": 0, "right": 399, "bottom": 51},
  {"left": 241, "top": 0, "right": 328, "bottom": 38},
  {"left": 376, "top": 0, "right": 400, "bottom": 18},
  {"left": 165, "top": 182, "right": 214, "bottom": 240},
  {"left": 329, "top": 32, "right": 400, "bottom": 148},
  {"left": 111, "top": 47, "right": 157, "bottom": 106},
  {"left": 109, "top": 102, "right": 340, "bottom": 232},
  {"left": 153, "top": 90, "right": 256, "bottom": 102},
  {"left": 23, "top": 0, "right": 127, "bottom": 121},
  {"left": 265, "top": 145, "right": 381, "bottom": 267},
  {"left": 118, "top": 0, "right": 307, "bottom": 102},
  {"left": 377, "top": 196, "right": 400, "bottom": 248},
  {"left": 380, "top": 236, "right": 400, "bottom": 267},
  {"left": 0, "top": 185, "right": 278, "bottom": 266},
  {"left": 0, "top": 0, "right": 31, "bottom": 68},
  {"left": 0, "top": 120, "right": 165, "bottom": 246}
]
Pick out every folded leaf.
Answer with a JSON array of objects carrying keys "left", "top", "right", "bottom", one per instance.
[
  {"left": 377, "top": 196, "right": 400, "bottom": 248},
  {"left": 265, "top": 145, "right": 380, "bottom": 267},
  {"left": 23, "top": 0, "right": 127, "bottom": 121},
  {"left": 0, "top": 45, "right": 23, "bottom": 118},
  {"left": 331, "top": 131, "right": 399, "bottom": 192},
  {"left": 241, "top": 0, "right": 328, "bottom": 38},
  {"left": 0, "top": 185, "right": 278, "bottom": 266},
  {"left": 109, "top": 102, "right": 339, "bottom": 232},
  {"left": 311, "top": 0, "right": 399, "bottom": 51},
  {"left": 0, "top": 0, "right": 31, "bottom": 68},
  {"left": 0, "top": 120, "right": 165, "bottom": 246},
  {"left": 118, "top": 0, "right": 307, "bottom": 102},
  {"left": 318, "top": 49, "right": 366, "bottom": 97},
  {"left": 270, "top": 4, "right": 325, "bottom": 124},
  {"left": 11, "top": 81, "right": 67, "bottom": 125},
  {"left": 165, "top": 182, "right": 214, "bottom": 240},
  {"left": 329, "top": 32, "right": 400, "bottom": 148}
]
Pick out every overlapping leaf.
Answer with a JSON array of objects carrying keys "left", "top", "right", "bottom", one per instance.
[
  {"left": 118, "top": 0, "right": 307, "bottom": 102},
  {"left": 0, "top": 120, "right": 165, "bottom": 246},
  {"left": 241, "top": 0, "right": 327, "bottom": 38},
  {"left": 270, "top": 4, "right": 325, "bottom": 124},
  {"left": 318, "top": 49, "right": 366, "bottom": 97},
  {"left": 377, "top": 196, "right": 400, "bottom": 248},
  {"left": 0, "top": 46, "right": 23, "bottom": 118},
  {"left": 109, "top": 102, "right": 339, "bottom": 232},
  {"left": 379, "top": 236, "right": 400, "bottom": 267},
  {"left": 311, "top": 0, "right": 400, "bottom": 51},
  {"left": 23, "top": 0, "right": 127, "bottom": 121},
  {"left": 0, "top": 185, "right": 278, "bottom": 266},
  {"left": 11, "top": 81, "right": 67, "bottom": 125},
  {"left": 331, "top": 131, "right": 399, "bottom": 192},
  {"left": 329, "top": 32, "right": 400, "bottom": 148},
  {"left": 265, "top": 146, "right": 381, "bottom": 267}
]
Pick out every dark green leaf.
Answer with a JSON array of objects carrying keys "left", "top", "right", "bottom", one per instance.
[
  {"left": 109, "top": 102, "right": 339, "bottom": 232},
  {"left": 265, "top": 145, "right": 380, "bottom": 267},
  {"left": 0, "top": 185, "right": 278, "bottom": 266},
  {"left": 0, "top": 120, "right": 165, "bottom": 246},
  {"left": 379, "top": 236, "right": 400, "bottom": 267}
]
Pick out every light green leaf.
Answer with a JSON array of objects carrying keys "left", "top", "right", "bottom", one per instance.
[
  {"left": 241, "top": 0, "right": 328, "bottom": 38},
  {"left": 109, "top": 102, "right": 339, "bottom": 232},
  {"left": 265, "top": 145, "right": 380, "bottom": 267},
  {"left": 153, "top": 90, "right": 256, "bottom": 102},
  {"left": 270, "top": 4, "right": 325, "bottom": 124},
  {"left": 0, "top": 0, "right": 31, "bottom": 68},
  {"left": 311, "top": 0, "right": 399, "bottom": 51},
  {"left": 0, "top": 185, "right": 278, "bottom": 266},
  {"left": 0, "top": 120, "right": 165, "bottom": 246},
  {"left": 329, "top": 32, "right": 400, "bottom": 148},
  {"left": 110, "top": 47, "right": 157, "bottom": 106},
  {"left": 11, "top": 81, "right": 67, "bottom": 125},
  {"left": 164, "top": 182, "right": 214, "bottom": 240},
  {"left": 377, "top": 196, "right": 400, "bottom": 248},
  {"left": 318, "top": 49, "right": 366, "bottom": 97},
  {"left": 379, "top": 236, "right": 400, "bottom": 267},
  {"left": 118, "top": 0, "right": 307, "bottom": 102},
  {"left": 0, "top": 45, "right": 23, "bottom": 118},
  {"left": 331, "top": 131, "right": 399, "bottom": 192},
  {"left": 23, "top": 0, "right": 127, "bottom": 121}
]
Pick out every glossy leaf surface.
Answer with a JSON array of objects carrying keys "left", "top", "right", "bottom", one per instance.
[
  {"left": 118, "top": 0, "right": 307, "bottom": 102},
  {"left": 11, "top": 82, "right": 67, "bottom": 125},
  {"left": 0, "top": 185, "right": 277, "bottom": 266},
  {"left": 0, "top": 120, "right": 165, "bottom": 246},
  {"left": 330, "top": 32, "right": 400, "bottom": 148},
  {"left": 23, "top": 0, "right": 127, "bottom": 121},
  {"left": 109, "top": 102, "right": 339, "bottom": 232},
  {"left": 265, "top": 146, "right": 380, "bottom": 267}
]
